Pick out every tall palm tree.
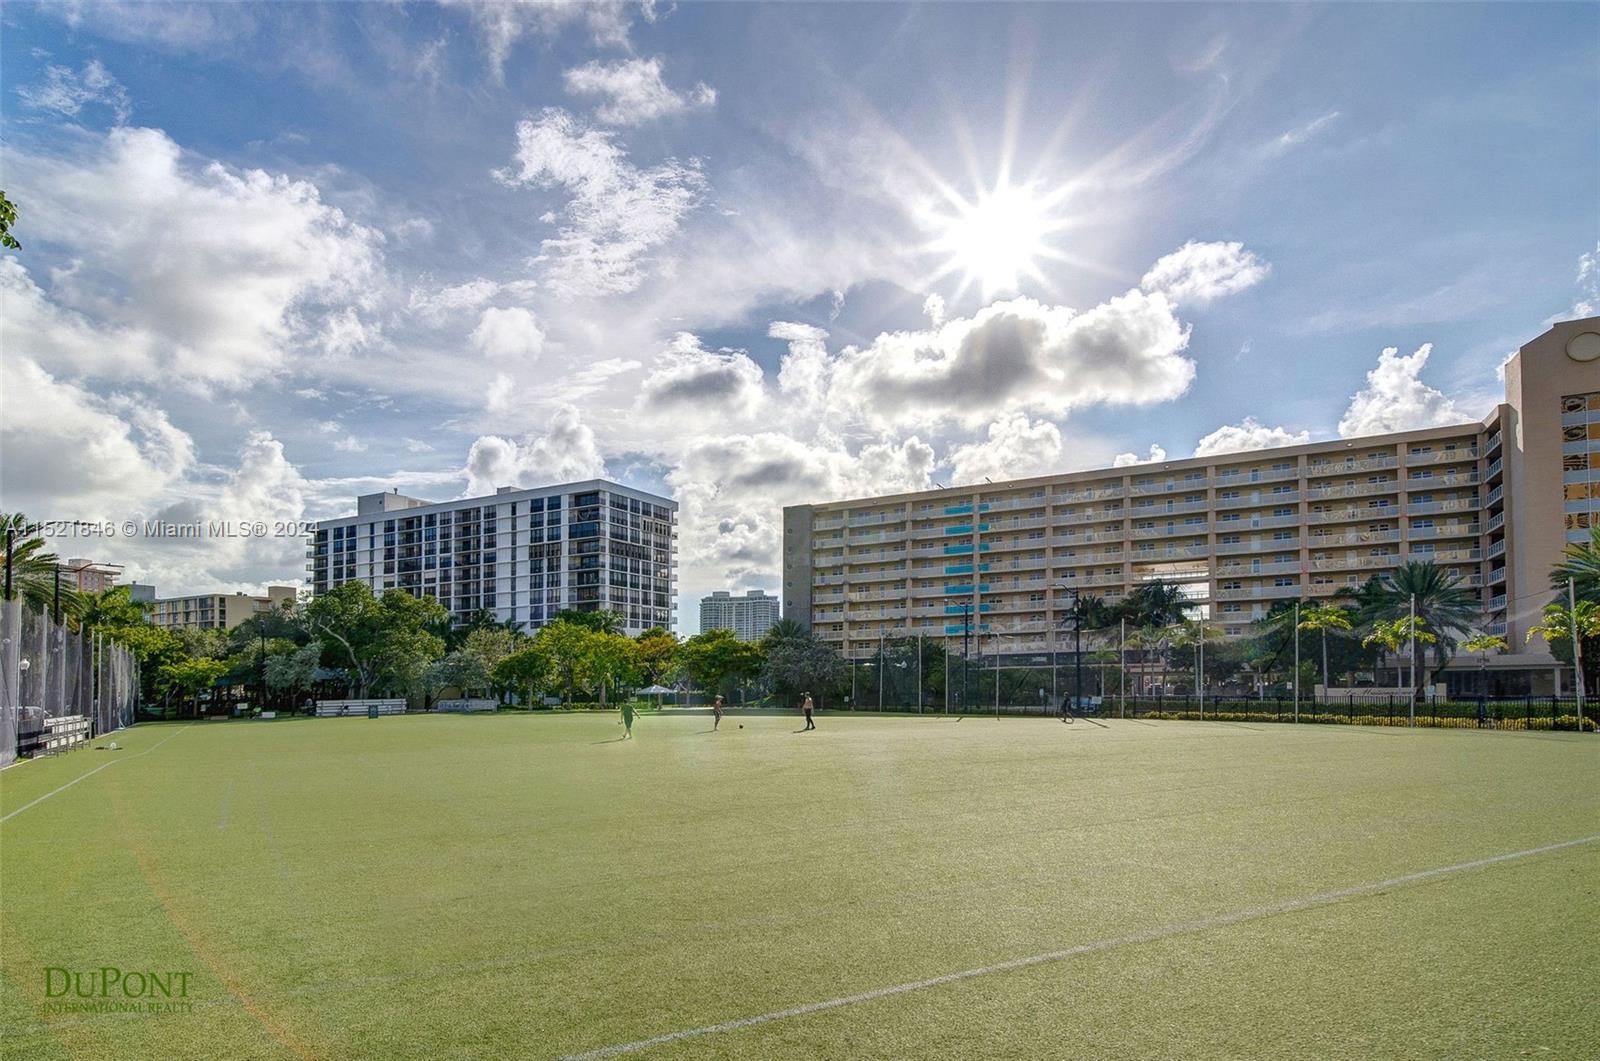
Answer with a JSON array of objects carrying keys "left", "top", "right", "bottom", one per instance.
[
  {"left": 1552, "top": 527, "right": 1600, "bottom": 602},
  {"left": 1, "top": 513, "right": 82, "bottom": 619},
  {"left": 1297, "top": 604, "right": 1353, "bottom": 702},
  {"left": 1371, "top": 561, "right": 1478, "bottom": 691},
  {"left": 1168, "top": 619, "right": 1222, "bottom": 702},
  {"left": 1526, "top": 599, "right": 1600, "bottom": 696},
  {"left": 1119, "top": 580, "right": 1191, "bottom": 629},
  {"left": 1459, "top": 632, "right": 1509, "bottom": 699}
]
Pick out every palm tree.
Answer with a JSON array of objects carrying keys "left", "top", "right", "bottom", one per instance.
[
  {"left": 1526, "top": 600, "right": 1600, "bottom": 697},
  {"left": 1459, "top": 633, "right": 1509, "bottom": 699},
  {"left": 1552, "top": 527, "right": 1600, "bottom": 601},
  {"left": 1363, "top": 616, "right": 1436, "bottom": 692},
  {"left": 1, "top": 513, "right": 82, "bottom": 619},
  {"left": 1297, "top": 604, "right": 1353, "bottom": 702},
  {"left": 1168, "top": 619, "right": 1222, "bottom": 704},
  {"left": 763, "top": 618, "right": 807, "bottom": 644},
  {"left": 1370, "top": 562, "right": 1478, "bottom": 691},
  {"left": 1119, "top": 580, "right": 1191, "bottom": 629}
]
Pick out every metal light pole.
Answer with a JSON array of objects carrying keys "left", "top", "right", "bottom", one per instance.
[
  {"left": 1119, "top": 617, "right": 1126, "bottom": 719},
  {"left": 917, "top": 632, "right": 923, "bottom": 714},
  {"left": 1408, "top": 593, "right": 1417, "bottom": 727},
  {"left": 961, "top": 602, "right": 972, "bottom": 711},
  {"left": 878, "top": 632, "right": 885, "bottom": 711}
]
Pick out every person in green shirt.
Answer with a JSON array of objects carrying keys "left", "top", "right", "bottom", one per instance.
[{"left": 621, "top": 700, "right": 638, "bottom": 740}]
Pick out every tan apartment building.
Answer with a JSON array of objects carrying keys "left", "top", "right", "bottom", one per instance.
[
  {"left": 782, "top": 316, "right": 1600, "bottom": 694},
  {"left": 58, "top": 557, "right": 123, "bottom": 594},
  {"left": 150, "top": 586, "right": 298, "bottom": 631}
]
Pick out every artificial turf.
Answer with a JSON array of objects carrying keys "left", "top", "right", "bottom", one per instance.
[{"left": 1, "top": 712, "right": 1595, "bottom": 1060}]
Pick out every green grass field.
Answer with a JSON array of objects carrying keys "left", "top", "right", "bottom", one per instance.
[{"left": 2, "top": 713, "right": 1596, "bottom": 1060}]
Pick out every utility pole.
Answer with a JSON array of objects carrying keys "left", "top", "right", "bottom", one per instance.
[
  {"left": 1571, "top": 578, "right": 1586, "bottom": 729},
  {"left": 1198, "top": 620, "right": 1205, "bottom": 721},
  {"left": 993, "top": 631, "right": 1000, "bottom": 719},
  {"left": 1071, "top": 591, "right": 1083, "bottom": 716},
  {"left": 917, "top": 632, "right": 923, "bottom": 715},
  {"left": 961, "top": 602, "right": 972, "bottom": 712},
  {"left": 878, "top": 631, "right": 885, "bottom": 712},
  {"left": 1119, "top": 617, "right": 1126, "bottom": 719}
]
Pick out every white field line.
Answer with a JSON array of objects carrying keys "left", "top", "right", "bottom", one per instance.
[
  {"left": 558, "top": 833, "right": 1600, "bottom": 1060},
  {"left": 0, "top": 725, "right": 194, "bottom": 825}
]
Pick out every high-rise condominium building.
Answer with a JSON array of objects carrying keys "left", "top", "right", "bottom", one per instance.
[
  {"left": 783, "top": 316, "right": 1600, "bottom": 695},
  {"left": 308, "top": 480, "right": 677, "bottom": 635},
  {"left": 150, "top": 586, "right": 298, "bottom": 631},
  {"left": 699, "top": 590, "right": 781, "bottom": 642}
]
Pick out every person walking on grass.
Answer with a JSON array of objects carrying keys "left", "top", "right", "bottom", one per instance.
[
  {"left": 801, "top": 691, "right": 816, "bottom": 731},
  {"left": 713, "top": 695, "right": 724, "bottom": 731},
  {"left": 621, "top": 699, "right": 638, "bottom": 740}
]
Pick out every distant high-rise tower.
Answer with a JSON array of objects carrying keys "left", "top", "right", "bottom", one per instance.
[{"left": 699, "top": 590, "right": 780, "bottom": 642}]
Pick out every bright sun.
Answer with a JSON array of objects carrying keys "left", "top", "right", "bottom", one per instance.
[{"left": 928, "top": 179, "right": 1068, "bottom": 298}]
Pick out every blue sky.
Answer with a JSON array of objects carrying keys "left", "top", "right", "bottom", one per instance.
[{"left": 2, "top": 1, "right": 1596, "bottom": 631}]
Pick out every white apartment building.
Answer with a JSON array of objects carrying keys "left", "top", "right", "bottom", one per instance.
[
  {"left": 699, "top": 590, "right": 781, "bottom": 642},
  {"left": 783, "top": 316, "right": 1600, "bottom": 695},
  {"left": 308, "top": 481, "right": 677, "bottom": 635}
]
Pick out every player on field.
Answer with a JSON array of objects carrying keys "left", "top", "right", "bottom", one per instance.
[
  {"left": 713, "top": 695, "right": 724, "bottom": 731},
  {"left": 801, "top": 691, "right": 816, "bottom": 731},
  {"left": 621, "top": 699, "right": 638, "bottom": 740}
]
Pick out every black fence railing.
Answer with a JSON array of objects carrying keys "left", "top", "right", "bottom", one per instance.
[{"left": 1119, "top": 695, "right": 1593, "bottom": 731}]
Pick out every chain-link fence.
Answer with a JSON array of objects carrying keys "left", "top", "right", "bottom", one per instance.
[{"left": 1, "top": 598, "right": 138, "bottom": 767}]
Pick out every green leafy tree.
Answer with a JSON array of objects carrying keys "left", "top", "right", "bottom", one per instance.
[
  {"left": 162, "top": 657, "right": 230, "bottom": 718},
  {"left": 265, "top": 641, "right": 323, "bottom": 710},
  {"left": 1, "top": 514, "right": 83, "bottom": 618},
  {"left": 552, "top": 609, "right": 625, "bottom": 635},
  {"left": 678, "top": 628, "right": 763, "bottom": 698},
  {"left": 425, "top": 650, "right": 491, "bottom": 703},
  {"left": 1363, "top": 616, "right": 1437, "bottom": 691},
  {"left": 1368, "top": 562, "right": 1477, "bottom": 688},
  {"left": 0, "top": 190, "right": 19, "bottom": 250},
  {"left": 493, "top": 643, "right": 553, "bottom": 706},
  {"left": 1458, "top": 633, "right": 1508, "bottom": 698},
  {"left": 1297, "top": 604, "right": 1354, "bottom": 701},
  {"left": 535, "top": 619, "right": 594, "bottom": 703},
  {"left": 760, "top": 618, "right": 807, "bottom": 646},
  {"left": 303, "top": 582, "right": 446, "bottom": 696},
  {"left": 762, "top": 631, "right": 845, "bottom": 706},
  {"left": 576, "top": 631, "right": 641, "bottom": 705},
  {"left": 634, "top": 626, "right": 680, "bottom": 686}
]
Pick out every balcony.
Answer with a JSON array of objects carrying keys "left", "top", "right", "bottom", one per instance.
[
  {"left": 812, "top": 553, "right": 845, "bottom": 568},
  {"left": 1406, "top": 499, "right": 1479, "bottom": 516},
  {"left": 1131, "top": 478, "right": 1210, "bottom": 495},
  {"left": 985, "top": 515, "right": 1052, "bottom": 532},
  {"left": 1488, "top": 539, "right": 1506, "bottom": 560},
  {"left": 1217, "top": 559, "right": 1303, "bottom": 576},
  {"left": 846, "top": 588, "right": 904, "bottom": 603},
  {"left": 1129, "top": 544, "right": 1212, "bottom": 561},
  {"left": 1213, "top": 465, "right": 1299, "bottom": 486},
  {"left": 1056, "top": 572, "right": 1127, "bottom": 588},
  {"left": 1052, "top": 484, "right": 1123, "bottom": 503},
  {"left": 850, "top": 567, "right": 909, "bottom": 584},
  {"left": 817, "top": 573, "right": 847, "bottom": 586},
  {"left": 980, "top": 495, "right": 1050, "bottom": 513},
  {"left": 1215, "top": 537, "right": 1301, "bottom": 555},
  {"left": 1489, "top": 567, "right": 1507, "bottom": 586},
  {"left": 846, "top": 511, "right": 906, "bottom": 528},
  {"left": 1214, "top": 583, "right": 1304, "bottom": 601},
  {"left": 1214, "top": 513, "right": 1300, "bottom": 531},
  {"left": 1307, "top": 454, "right": 1399, "bottom": 476},
  {"left": 1308, "top": 506, "right": 1399, "bottom": 525},
  {"left": 1407, "top": 524, "right": 1481, "bottom": 540},
  {"left": 1309, "top": 554, "right": 1399, "bottom": 572},
  {"left": 1308, "top": 480, "right": 1400, "bottom": 501},
  {"left": 988, "top": 556, "right": 1048, "bottom": 572},
  {"left": 1410, "top": 447, "right": 1479, "bottom": 464},
  {"left": 1132, "top": 522, "right": 1210, "bottom": 539},
  {"left": 1308, "top": 528, "right": 1400, "bottom": 545},
  {"left": 1486, "top": 621, "right": 1507, "bottom": 636},
  {"left": 845, "top": 606, "right": 909, "bottom": 622},
  {"left": 1405, "top": 471, "right": 1480, "bottom": 489},
  {"left": 1408, "top": 547, "right": 1481, "bottom": 563},
  {"left": 1487, "top": 512, "right": 1506, "bottom": 533},
  {"left": 1489, "top": 594, "right": 1508, "bottom": 612},
  {"left": 1129, "top": 498, "right": 1210, "bottom": 516},
  {"left": 1052, "top": 551, "right": 1121, "bottom": 567},
  {"left": 1486, "top": 457, "right": 1504, "bottom": 481},
  {"left": 1486, "top": 432, "right": 1502, "bottom": 454},
  {"left": 846, "top": 548, "right": 908, "bottom": 565},
  {"left": 847, "top": 528, "right": 908, "bottom": 545},
  {"left": 1487, "top": 484, "right": 1504, "bottom": 507}
]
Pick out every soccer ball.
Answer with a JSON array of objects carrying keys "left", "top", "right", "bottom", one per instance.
[{"left": 738, "top": 724, "right": 743, "bottom": 729}]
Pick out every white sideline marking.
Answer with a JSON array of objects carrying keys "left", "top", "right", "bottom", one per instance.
[
  {"left": 558, "top": 833, "right": 1600, "bottom": 1060},
  {"left": 0, "top": 725, "right": 194, "bottom": 825}
]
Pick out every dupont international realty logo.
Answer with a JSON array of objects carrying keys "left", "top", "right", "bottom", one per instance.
[{"left": 42, "top": 966, "right": 196, "bottom": 1015}]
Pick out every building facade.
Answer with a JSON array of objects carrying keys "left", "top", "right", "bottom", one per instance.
[
  {"left": 150, "top": 586, "right": 298, "bottom": 631},
  {"left": 783, "top": 316, "right": 1600, "bottom": 692},
  {"left": 58, "top": 558, "right": 122, "bottom": 594},
  {"left": 699, "top": 590, "right": 781, "bottom": 642},
  {"left": 308, "top": 481, "right": 677, "bottom": 635}
]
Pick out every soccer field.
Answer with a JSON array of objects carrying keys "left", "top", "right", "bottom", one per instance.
[{"left": 2, "top": 713, "right": 1596, "bottom": 1060}]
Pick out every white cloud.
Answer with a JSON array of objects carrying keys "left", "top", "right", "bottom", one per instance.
[
  {"left": 1337, "top": 344, "right": 1466, "bottom": 438},
  {"left": 563, "top": 57, "right": 715, "bottom": 126},
  {"left": 463, "top": 406, "right": 607, "bottom": 495},
  {"left": 948, "top": 415, "right": 1063, "bottom": 485},
  {"left": 827, "top": 290, "right": 1194, "bottom": 429},
  {"left": 1113, "top": 444, "right": 1168, "bottom": 467},
  {"left": 16, "top": 59, "right": 131, "bottom": 123},
  {"left": 0, "top": 356, "right": 196, "bottom": 515},
  {"left": 1140, "top": 240, "right": 1270, "bottom": 307},
  {"left": 639, "top": 333, "right": 765, "bottom": 418},
  {"left": 1574, "top": 242, "right": 1599, "bottom": 318},
  {"left": 408, "top": 278, "right": 503, "bottom": 322},
  {"left": 470, "top": 306, "right": 545, "bottom": 361},
  {"left": 922, "top": 293, "right": 946, "bottom": 326},
  {"left": 1194, "top": 417, "right": 1310, "bottom": 457},
  {"left": 5, "top": 127, "right": 385, "bottom": 387},
  {"left": 496, "top": 108, "right": 705, "bottom": 299},
  {"left": 333, "top": 435, "right": 368, "bottom": 453},
  {"left": 446, "top": 0, "right": 635, "bottom": 82},
  {"left": 1262, "top": 110, "right": 1340, "bottom": 158}
]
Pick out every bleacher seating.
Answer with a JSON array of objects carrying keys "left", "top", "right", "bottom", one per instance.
[{"left": 314, "top": 699, "right": 407, "bottom": 717}]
